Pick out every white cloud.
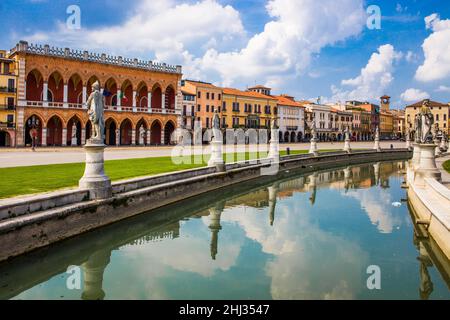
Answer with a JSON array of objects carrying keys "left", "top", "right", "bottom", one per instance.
[
  {"left": 415, "top": 14, "right": 450, "bottom": 82},
  {"left": 405, "top": 50, "right": 418, "bottom": 63},
  {"left": 194, "top": 0, "right": 366, "bottom": 86},
  {"left": 435, "top": 85, "right": 450, "bottom": 93},
  {"left": 330, "top": 44, "right": 402, "bottom": 102},
  {"left": 28, "top": 0, "right": 245, "bottom": 63},
  {"left": 25, "top": 0, "right": 366, "bottom": 89},
  {"left": 400, "top": 88, "right": 430, "bottom": 102}
]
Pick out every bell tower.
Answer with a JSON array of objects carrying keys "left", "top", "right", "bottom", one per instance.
[{"left": 380, "top": 95, "right": 390, "bottom": 112}]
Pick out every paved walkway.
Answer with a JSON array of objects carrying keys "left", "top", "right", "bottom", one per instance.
[
  {"left": 0, "top": 141, "right": 406, "bottom": 168},
  {"left": 437, "top": 153, "right": 450, "bottom": 188}
]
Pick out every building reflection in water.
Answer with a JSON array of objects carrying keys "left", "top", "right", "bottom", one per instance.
[{"left": 6, "top": 160, "right": 450, "bottom": 300}]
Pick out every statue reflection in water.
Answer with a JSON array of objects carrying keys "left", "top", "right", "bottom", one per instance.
[
  {"left": 309, "top": 172, "right": 318, "bottom": 205},
  {"left": 267, "top": 182, "right": 279, "bottom": 226},
  {"left": 81, "top": 250, "right": 111, "bottom": 300},
  {"left": 413, "top": 234, "right": 434, "bottom": 300},
  {"left": 209, "top": 201, "right": 225, "bottom": 260}
]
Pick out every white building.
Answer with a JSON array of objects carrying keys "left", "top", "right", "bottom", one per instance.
[
  {"left": 305, "top": 102, "right": 334, "bottom": 141},
  {"left": 275, "top": 95, "right": 305, "bottom": 142}
]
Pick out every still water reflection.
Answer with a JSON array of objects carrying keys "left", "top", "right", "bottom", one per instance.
[{"left": 1, "top": 161, "right": 449, "bottom": 300}]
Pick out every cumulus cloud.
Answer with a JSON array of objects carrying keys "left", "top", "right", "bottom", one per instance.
[
  {"left": 193, "top": 0, "right": 366, "bottom": 86},
  {"left": 400, "top": 88, "right": 430, "bottom": 102},
  {"left": 28, "top": 0, "right": 245, "bottom": 63},
  {"left": 24, "top": 0, "right": 366, "bottom": 89},
  {"left": 415, "top": 14, "right": 450, "bottom": 82},
  {"left": 435, "top": 85, "right": 450, "bottom": 93},
  {"left": 330, "top": 44, "right": 402, "bottom": 102}
]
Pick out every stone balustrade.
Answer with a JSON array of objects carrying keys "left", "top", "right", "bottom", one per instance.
[{"left": 11, "top": 41, "right": 182, "bottom": 75}]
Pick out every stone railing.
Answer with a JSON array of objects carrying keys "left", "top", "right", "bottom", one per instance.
[
  {"left": 12, "top": 41, "right": 182, "bottom": 75},
  {"left": 23, "top": 100, "right": 180, "bottom": 115}
]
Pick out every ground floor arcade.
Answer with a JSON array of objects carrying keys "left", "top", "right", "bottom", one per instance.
[{"left": 16, "top": 107, "right": 178, "bottom": 147}]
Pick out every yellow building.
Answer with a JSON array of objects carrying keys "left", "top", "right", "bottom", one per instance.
[
  {"left": 391, "top": 109, "right": 405, "bottom": 138},
  {"left": 222, "top": 87, "right": 277, "bottom": 129},
  {"left": 405, "top": 99, "right": 449, "bottom": 136},
  {"left": 0, "top": 50, "right": 17, "bottom": 147},
  {"left": 380, "top": 111, "right": 394, "bottom": 139},
  {"left": 379, "top": 95, "right": 394, "bottom": 139}
]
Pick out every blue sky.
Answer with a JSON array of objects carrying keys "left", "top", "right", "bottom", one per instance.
[{"left": 1, "top": 0, "right": 449, "bottom": 108}]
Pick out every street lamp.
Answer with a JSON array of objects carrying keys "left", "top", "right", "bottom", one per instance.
[{"left": 27, "top": 116, "right": 40, "bottom": 151}]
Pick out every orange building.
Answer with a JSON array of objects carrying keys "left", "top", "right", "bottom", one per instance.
[
  {"left": 181, "top": 80, "right": 223, "bottom": 129},
  {"left": 9, "top": 41, "right": 183, "bottom": 147}
]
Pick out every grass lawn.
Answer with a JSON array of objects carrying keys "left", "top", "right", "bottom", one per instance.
[
  {"left": 0, "top": 149, "right": 341, "bottom": 199},
  {"left": 444, "top": 160, "right": 450, "bottom": 174}
]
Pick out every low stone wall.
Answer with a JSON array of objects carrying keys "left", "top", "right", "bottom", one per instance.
[
  {"left": 0, "top": 149, "right": 410, "bottom": 262},
  {"left": 407, "top": 170, "right": 450, "bottom": 260}
]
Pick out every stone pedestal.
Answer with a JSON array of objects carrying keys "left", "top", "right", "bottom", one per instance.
[
  {"left": 406, "top": 135, "right": 412, "bottom": 150},
  {"left": 415, "top": 143, "right": 441, "bottom": 184},
  {"left": 411, "top": 143, "right": 421, "bottom": 169},
  {"left": 208, "top": 138, "right": 225, "bottom": 172},
  {"left": 71, "top": 136, "right": 77, "bottom": 146},
  {"left": 343, "top": 137, "right": 351, "bottom": 153},
  {"left": 79, "top": 140, "right": 112, "bottom": 200},
  {"left": 309, "top": 138, "right": 318, "bottom": 156},
  {"left": 373, "top": 138, "right": 381, "bottom": 152},
  {"left": 268, "top": 129, "right": 280, "bottom": 162}
]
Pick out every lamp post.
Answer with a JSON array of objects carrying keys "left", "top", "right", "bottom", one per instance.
[{"left": 27, "top": 116, "right": 40, "bottom": 151}]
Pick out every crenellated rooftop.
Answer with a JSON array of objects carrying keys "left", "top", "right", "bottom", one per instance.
[{"left": 10, "top": 40, "right": 182, "bottom": 75}]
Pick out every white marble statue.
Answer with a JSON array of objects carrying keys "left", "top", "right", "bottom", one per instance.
[
  {"left": 139, "top": 126, "right": 145, "bottom": 145},
  {"left": 86, "top": 81, "right": 105, "bottom": 142},
  {"left": 375, "top": 126, "right": 380, "bottom": 140},
  {"left": 344, "top": 126, "right": 350, "bottom": 140},
  {"left": 416, "top": 99, "right": 434, "bottom": 144},
  {"left": 71, "top": 123, "right": 77, "bottom": 145}
]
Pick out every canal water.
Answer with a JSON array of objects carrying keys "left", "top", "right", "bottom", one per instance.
[{"left": 1, "top": 161, "right": 449, "bottom": 300}]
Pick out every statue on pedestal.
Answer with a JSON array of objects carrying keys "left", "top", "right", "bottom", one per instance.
[
  {"left": 309, "top": 114, "right": 316, "bottom": 141},
  {"left": 86, "top": 81, "right": 105, "bottom": 143},
  {"left": 416, "top": 99, "right": 434, "bottom": 144},
  {"left": 344, "top": 126, "right": 350, "bottom": 140},
  {"left": 375, "top": 126, "right": 380, "bottom": 141}
]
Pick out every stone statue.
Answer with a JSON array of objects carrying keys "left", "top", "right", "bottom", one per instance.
[
  {"left": 418, "top": 99, "right": 434, "bottom": 143},
  {"left": 309, "top": 114, "right": 316, "bottom": 140},
  {"left": 271, "top": 118, "right": 278, "bottom": 130},
  {"left": 71, "top": 122, "right": 78, "bottom": 146},
  {"left": 72, "top": 123, "right": 77, "bottom": 139},
  {"left": 213, "top": 111, "right": 220, "bottom": 130},
  {"left": 375, "top": 126, "right": 380, "bottom": 140},
  {"left": 139, "top": 126, "right": 145, "bottom": 145},
  {"left": 86, "top": 81, "right": 105, "bottom": 142},
  {"left": 433, "top": 123, "right": 440, "bottom": 140},
  {"left": 414, "top": 114, "right": 421, "bottom": 143},
  {"left": 344, "top": 126, "right": 350, "bottom": 140}
]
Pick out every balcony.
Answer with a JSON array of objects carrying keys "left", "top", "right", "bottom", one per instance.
[
  {"left": 0, "top": 87, "right": 16, "bottom": 93},
  {"left": 0, "top": 105, "right": 15, "bottom": 110},
  {"left": 0, "top": 122, "right": 15, "bottom": 129},
  {"left": 286, "top": 126, "right": 298, "bottom": 131},
  {"left": 21, "top": 100, "right": 180, "bottom": 115}
]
